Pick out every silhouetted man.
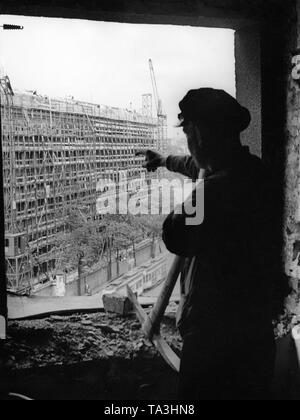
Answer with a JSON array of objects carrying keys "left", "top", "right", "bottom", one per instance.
[{"left": 138, "top": 88, "right": 288, "bottom": 400}]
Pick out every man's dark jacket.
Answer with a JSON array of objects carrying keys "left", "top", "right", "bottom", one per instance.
[{"left": 163, "top": 147, "right": 283, "bottom": 339}]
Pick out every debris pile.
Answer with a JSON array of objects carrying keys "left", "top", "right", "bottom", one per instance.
[{"left": 1, "top": 312, "right": 182, "bottom": 371}]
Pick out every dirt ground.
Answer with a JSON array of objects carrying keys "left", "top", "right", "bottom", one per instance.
[
  {"left": 0, "top": 312, "right": 182, "bottom": 371},
  {"left": 0, "top": 312, "right": 182, "bottom": 400}
]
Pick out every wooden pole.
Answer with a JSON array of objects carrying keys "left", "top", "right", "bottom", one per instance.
[
  {"left": 142, "top": 255, "right": 183, "bottom": 339},
  {"left": 292, "top": 325, "right": 300, "bottom": 369},
  {"left": 77, "top": 254, "right": 83, "bottom": 296}
]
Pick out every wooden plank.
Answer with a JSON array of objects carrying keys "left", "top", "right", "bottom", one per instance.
[
  {"left": 7, "top": 292, "right": 180, "bottom": 320},
  {"left": 127, "top": 285, "right": 180, "bottom": 373}
]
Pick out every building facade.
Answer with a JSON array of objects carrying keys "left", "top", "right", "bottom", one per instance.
[{"left": 0, "top": 80, "right": 166, "bottom": 293}]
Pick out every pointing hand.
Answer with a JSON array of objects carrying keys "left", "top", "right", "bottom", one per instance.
[{"left": 135, "top": 149, "right": 166, "bottom": 172}]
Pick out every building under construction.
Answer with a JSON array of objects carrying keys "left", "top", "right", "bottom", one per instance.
[{"left": 0, "top": 77, "right": 167, "bottom": 294}]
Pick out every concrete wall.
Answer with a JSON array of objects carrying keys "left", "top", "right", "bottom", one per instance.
[
  {"left": 0, "top": 0, "right": 263, "bottom": 29},
  {"left": 284, "top": 0, "right": 300, "bottom": 291},
  {"left": 235, "top": 25, "right": 262, "bottom": 157},
  {"left": 35, "top": 239, "right": 162, "bottom": 297}
]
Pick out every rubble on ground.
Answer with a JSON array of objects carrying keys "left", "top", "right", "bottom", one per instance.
[{"left": 0, "top": 312, "right": 182, "bottom": 371}]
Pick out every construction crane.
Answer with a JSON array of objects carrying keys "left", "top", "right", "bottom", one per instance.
[
  {"left": 149, "top": 59, "right": 165, "bottom": 118},
  {"left": 148, "top": 59, "right": 167, "bottom": 155}
]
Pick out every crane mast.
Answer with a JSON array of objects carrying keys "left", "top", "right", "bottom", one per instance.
[
  {"left": 148, "top": 59, "right": 167, "bottom": 155},
  {"left": 149, "top": 59, "right": 163, "bottom": 117}
]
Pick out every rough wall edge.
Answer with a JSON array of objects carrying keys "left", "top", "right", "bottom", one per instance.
[
  {"left": 235, "top": 24, "right": 262, "bottom": 157},
  {"left": 0, "top": 2, "right": 257, "bottom": 30}
]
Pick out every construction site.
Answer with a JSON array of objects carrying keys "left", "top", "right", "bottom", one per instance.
[
  {"left": 2, "top": 0, "right": 300, "bottom": 402},
  {"left": 0, "top": 75, "right": 167, "bottom": 295}
]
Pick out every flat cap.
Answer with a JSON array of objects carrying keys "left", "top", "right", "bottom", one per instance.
[{"left": 178, "top": 88, "right": 251, "bottom": 133}]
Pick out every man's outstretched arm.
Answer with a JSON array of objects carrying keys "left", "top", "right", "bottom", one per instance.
[
  {"left": 165, "top": 155, "right": 200, "bottom": 181},
  {"left": 136, "top": 150, "right": 200, "bottom": 180}
]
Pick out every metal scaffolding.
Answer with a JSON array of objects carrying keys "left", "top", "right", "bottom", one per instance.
[{"left": 0, "top": 79, "right": 167, "bottom": 294}]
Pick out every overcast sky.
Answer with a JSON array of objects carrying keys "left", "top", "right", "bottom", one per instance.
[{"left": 0, "top": 15, "right": 235, "bottom": 138}]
